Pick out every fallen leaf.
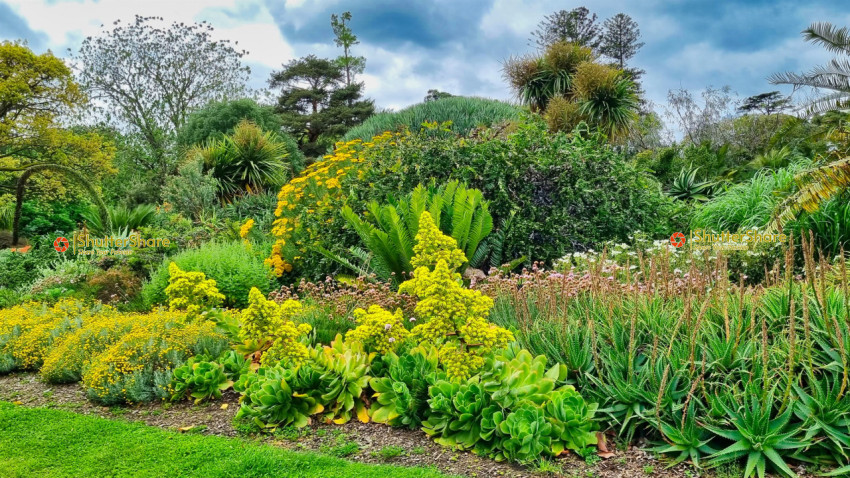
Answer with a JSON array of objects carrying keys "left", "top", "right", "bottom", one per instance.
[
  {"left": 220, "top": 403, "right": 228, "bottom": 410},
  {"left": 596, "top": 432, "right": 616, "bottom": 458}
]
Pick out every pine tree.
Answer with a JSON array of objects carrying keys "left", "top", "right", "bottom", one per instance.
[{"left": 600, "top": 13, "right": 644, "bottom": 69}]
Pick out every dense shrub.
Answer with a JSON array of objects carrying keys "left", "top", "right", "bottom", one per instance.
[
  {"left": 142, "top": 241, "right": 275, "bottom": 309},
  {"left": 354, "top": 119, "right": 677, "bottom": 266},
  {"left": 0, "top": 240, "right": 64, "bottom": 292},
  {"left": 269, "top": 118, "right": 677, "bottom": 280},
  {"left": 178, "top": 99, "right": 304, "bottom": 168},
  {"left": 342, "top": 97, "right": 522, "bottom": 142}
]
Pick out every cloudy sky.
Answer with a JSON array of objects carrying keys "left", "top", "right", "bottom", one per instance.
[{"left": 2, "top": 0, "right": 849, "bottom": 115}]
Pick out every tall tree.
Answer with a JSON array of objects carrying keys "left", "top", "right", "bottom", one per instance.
[
  {"left": 600, "top": 13, "right": 644, "bottom": 69},
  {"left": 270, "top": 55, "right": 374, "bottom": 158},
  {"left": 737, "top": 91, "right": 792, "bottom": 115},
  {"left": 424, "top": 89, "right": 453, "bottom": 102},
  {"left": 530, "top": 7, "right": 601, "bottom": 50},
  {"left": 0, "top": 41, "right": 113, "bottom": 193},
  {"left": 72, "top": 15, "right": 250, "bottom": 171},
  {"left": 331, "top": 11, "right": 366, "bottom": 88}
]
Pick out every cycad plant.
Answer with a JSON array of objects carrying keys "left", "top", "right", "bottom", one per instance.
[{"left": 340, "top": 181, "right": 494, "bottom": 283}]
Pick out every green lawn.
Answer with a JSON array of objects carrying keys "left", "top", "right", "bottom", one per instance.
[{"left": 0, "top": 402, "right": 453, "bottom": 478}]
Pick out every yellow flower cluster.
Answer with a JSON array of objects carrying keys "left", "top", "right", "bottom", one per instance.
[
  {"left": 410, "top": 212, "right": 468, "bottom": 271},
  {"left": 399, "top": 212, "right": 514, "bottom": 380},
  {"left": 165, "top": 262, "right": 225, "bottom": 319},
  {"left": 0, "top": 299, "right": 109, "bottom": 371},
  {"left": 346, "top": 304, "right": 410, "bottom": 354},
  {"left": 240, "top": 287, "right": 311, "bottom": 366},
  {"left": 82, "top": 315, "right": 224, "bottom": 403},
  {"left": 267, "top": 133, "right": 396, "bottom": 276},
  {"left": 240, "top": 218, "right": 255, "bottom": 239},
  {"left": 41, "top": 310, "right": 183, "bottom": 383}
]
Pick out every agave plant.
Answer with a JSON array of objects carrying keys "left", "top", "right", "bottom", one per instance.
[
  {"left": 704, "top": 384, "right": 810, "bottom": 478},
  {"left": 668, "top": 166, "right": 714, "bottom": 202}
]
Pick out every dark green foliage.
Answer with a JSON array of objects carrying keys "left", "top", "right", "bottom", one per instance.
[
  {"left": 270, "top": 55, "right": 374, "bottom": 158},
  {"left": 18, "top": 201, "right": 88, "bottom": 238},
  {"left": 354, "top": 118, "right": 675, "bottom": 266},
  {"left": 142, "top": 241, "right": 275, "bottom": 309},
  {"left": 0, "top": 238, "right": 63, "bottom": 291},
  {"left": 179, "top": 99, "right": 282, "bottom": 145},
  {"left": 342, "top": 97, "right": 522, "bottom": 142}
]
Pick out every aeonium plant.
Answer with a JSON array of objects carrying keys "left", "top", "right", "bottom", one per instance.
[{"left": 399, "top": 212, "right": 514, "bottom": 380}]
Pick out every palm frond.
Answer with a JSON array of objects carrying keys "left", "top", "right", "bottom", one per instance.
[
  {"left": 803, "top": 22, "right": 850, "bottom": 55},
  {"left": 768, "top": 157, "right": 850, "bottom": 231}
]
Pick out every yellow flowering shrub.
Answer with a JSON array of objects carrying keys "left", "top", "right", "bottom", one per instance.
[
  {"left": 267, "top": 133, "right": 396, "bottom": 276},
  {"left": 41, "top": 310, "right": 184, "bottom": 384},
  {"left": 0, "top": 299, "right": 110, "bottom": 373},
  {"left": 82, "top": 314, "right": 227, "bottom": 405},
  {"left": 240, "top": 218, "right": 255, "bottom": 239},
  {"left": 399, "top": 212, "right": 514, "bottom": 380},
  {"left": 346, "top": 304, "right": 409, "bottom": 354},
  {"left": 240, "top": 287, "right": 311, "bottom": 366},
  {"left": 165, "top": 262, "right": 225, "bottom": 319}
]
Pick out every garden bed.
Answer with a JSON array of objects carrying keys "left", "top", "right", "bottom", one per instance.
[{"left": 0, "top": 372, "right": 701, "bottom": 478}]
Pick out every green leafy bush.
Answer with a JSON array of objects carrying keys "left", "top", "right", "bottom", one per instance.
[
  {"left": 171, "top": 356, "right": 233, "bottom": 403},
  {"left": 369, "top": 347, "right": 439, "bottom": 428},
  {"left": 235, "top": 364, "right": 324, "bottom": 429},
  {"left": 354, "top": 118, "right": 676, "bottom": 266},
  {"left": 342, "top": 97, "right": 521, "bottom": 142},
  {"left": 142, "top": 241, "right": 275, "bottom": 309}
]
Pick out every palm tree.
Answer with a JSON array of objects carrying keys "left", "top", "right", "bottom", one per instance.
[
  {"left": 767, "top": 22, "right": 850, "bottom": 231},
  {"left": 769, "top": 22, "right": 850, "bottom": 116}
]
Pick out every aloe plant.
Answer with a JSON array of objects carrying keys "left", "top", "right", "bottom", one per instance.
[
  {"left": 705, "top": 385, "right": 810, "bottom": 478},
  {"left": 651, "top": 400, "right": 717, "bottom": 468},
  {"left": 792, "top": 372, "right": 850, "bottom": 465}
]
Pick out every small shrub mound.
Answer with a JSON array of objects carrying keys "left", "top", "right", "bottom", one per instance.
[{"left": 143, "top": 241, "right": 275, "bottom": 309}]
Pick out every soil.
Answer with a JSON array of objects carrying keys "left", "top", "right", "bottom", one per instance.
[{"left": 0, "top": 373, "right": 803, "bottom": 478}]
